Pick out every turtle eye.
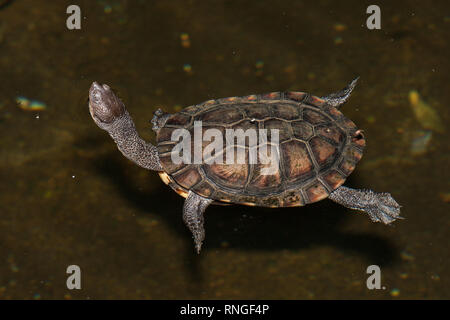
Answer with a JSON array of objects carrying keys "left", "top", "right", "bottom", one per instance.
[
  {"left": 352, "top": 130, "right": 366, "bottom": 146},
  {"left": 354, "top": 130, "right": 364, "bottom": 140}
]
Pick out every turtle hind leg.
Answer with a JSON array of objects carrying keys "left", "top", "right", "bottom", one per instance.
[
  {"left": 183, "top": 191, "right": 213, "bottom": 254},
  {"left": 321, "top": 77, "right": 359, "bottom": 108},
  {"left": 329, "top": 185, "right": 402, "bottom": 224}
]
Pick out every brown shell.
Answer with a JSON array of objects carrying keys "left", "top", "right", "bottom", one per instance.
[{"left": 156, "top": 91, "right": 365, "bottom": 207}]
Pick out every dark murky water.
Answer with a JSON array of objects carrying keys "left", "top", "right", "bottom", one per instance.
[{"left": 0, "top": 0, "right": 448, "bottom": 299}]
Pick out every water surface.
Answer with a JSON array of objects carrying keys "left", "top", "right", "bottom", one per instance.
[{"left": 0, "top": 0, "right": 448, "bottom": 299}]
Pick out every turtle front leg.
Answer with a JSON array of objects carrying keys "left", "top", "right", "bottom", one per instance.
[
  {"left": 329, "top": 186, "right": 402, "bottom": 224},
  {"left": 183, "top": 191, "right": 213, "bottom": 254},
  {"left": 89, "top": 82, "right": 162, "bottom": 171}
]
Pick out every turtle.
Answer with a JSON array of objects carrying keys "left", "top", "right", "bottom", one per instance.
[{"left": 88, "top": 78, "right": 401, "bottom": 253}]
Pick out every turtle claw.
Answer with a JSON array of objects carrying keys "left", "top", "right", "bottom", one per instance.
[{"left": 365, "top": 192, "right": 402, "bottom": 224}]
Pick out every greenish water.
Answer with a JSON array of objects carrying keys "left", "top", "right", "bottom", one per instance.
[{"left": 0, "top": 0, "right": 448, "bottom": 299}]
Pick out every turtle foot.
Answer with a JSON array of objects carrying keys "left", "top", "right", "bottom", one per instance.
[
  {"left": 321, "top": 77, "right": 359, "bottom": 108},
  {"left": 329, "top": 186, "right": 402, "bottom": 225},
  {"left": 364, "top": 192, "right": 402, "bottom": 224},
  {"left": 183, "top": 191, "right": 213, "bottom": 254}
]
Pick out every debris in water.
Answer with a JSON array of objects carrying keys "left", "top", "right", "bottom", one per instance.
[
  {"left": 410, "top": 130, "right": 432, "bottom": 156},
  {"left": 255, "top": 60, "right": 264, "bottom": 76},
  {"left": 390, "top": 288, "right": 400, "bottom": 297},
  {"left": 408, "top": 90, "right": 444, "bottom": 133},
  {"left": 103, "top": 4, "right": 112, "bottom": 13},
  {"left": 366, "top": 115, "right": 376, "bottom": 124},
  {"left": 431, "top": 273, "right": 440, "bottom": 281},
  {"left": 180, "top": 33, "right": 191, "bottom": 48},
  {"left": 400, "top": 249, "right": 415, "bottom": 261},
  {"left": 183, "top": 64, "right": 192, "bottom": 73},
  {"left": 334, "top": 37, "right": 343, "bottom": 45},
  {"left": 220, "top": 241, "right": 230, "bottom": 248},
  {"left": 7, "top": 254, "right": 19, "bottom": 272},
  {"left": 16, "top": 96, "right": 47, "bottom": 111},
  {"left": 439, "top": 192, "right": 450, "bottom": 203},
  {"left": 307, "top": 72, "right": 316, "bottom": 80},
  {"left": 333, "top": 23, "right": 347, "bottom": 32}
]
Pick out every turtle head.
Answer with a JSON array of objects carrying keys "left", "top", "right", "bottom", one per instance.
[{"left": 89, "top": 82, "right": 125, "bottom": 130}]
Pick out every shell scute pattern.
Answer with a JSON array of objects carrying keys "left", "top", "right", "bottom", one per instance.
[{"left": 156, "top": 91, "right": 365, "bottom": 207}]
